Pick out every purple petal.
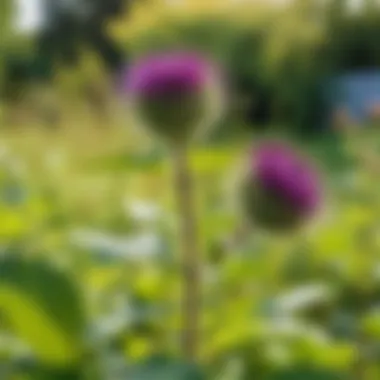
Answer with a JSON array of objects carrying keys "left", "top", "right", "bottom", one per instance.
[{"left": 122, "top": 51, "right": 214, "bottom": 97}]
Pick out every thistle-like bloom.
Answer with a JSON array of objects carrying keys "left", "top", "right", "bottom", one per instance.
[
  {"left": 243, "top": 141, "right": 322, "bottom": 232},
  {"left": 123, "top": 51, "right": 223, "bottom": 143}
]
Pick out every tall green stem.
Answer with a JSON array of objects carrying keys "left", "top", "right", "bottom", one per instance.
[{"left": 171, "top": 143, "right": 201, "bottom": 361}]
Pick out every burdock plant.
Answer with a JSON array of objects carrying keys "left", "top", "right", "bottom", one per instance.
[
  {"left": 124, "top": 52, "right": 323, "bottom": 365},
  {"left": 124, "top": 51, "right": 224, "bottom": 361}
]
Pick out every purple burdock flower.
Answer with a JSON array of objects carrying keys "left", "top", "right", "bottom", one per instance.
[
  {"left": 243, "top": 141, "right": 322, "bottom": 232},
  {"left": 127, "top": 53, "right": 209, "bottom": 96},
  {"left": 123, "top": 51, "right": 223, "bottom": 143}
]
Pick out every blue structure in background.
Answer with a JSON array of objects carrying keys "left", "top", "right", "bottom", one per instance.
[{"left": 328, "top": 70, "right": 380, "bottom": 124}]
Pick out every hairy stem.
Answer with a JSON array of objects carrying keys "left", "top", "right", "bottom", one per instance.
[{"left": 171, "top": 143, "right": 201, "bottom": 361}]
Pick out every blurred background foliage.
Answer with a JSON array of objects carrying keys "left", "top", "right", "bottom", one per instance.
[
  {"left": 0, "top": 0, "right": 380, "bottom": 379},
  {"left": 2, "top": 0, "right": 380, "bottom": 134}
]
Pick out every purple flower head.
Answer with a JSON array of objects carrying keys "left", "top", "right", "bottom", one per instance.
[
  {"left": 124, "top": 51, "right": 215, "bottom": 98},
  {"left": 121, "top": 51, "right": 223, "bottom": 142},
  {"left": 242, "top": 140, "right": 322, "bottom": 232},
  {"left": 253, "top": 141, "right": 321, "bottom": 215}
]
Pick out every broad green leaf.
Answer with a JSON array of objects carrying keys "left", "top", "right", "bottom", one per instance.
[
  {"left": 26, "top": 365, "right": 84, "bottom": 380},
  {"left": 129, "top": 357, "right": 204, "bottom": 380},
  {"left": 266, "top": 368, "right": 348, "bottom": 380},
  {"left": 189, "top": 148, "right": 237, "bottom": 174},
  {"left": 362, "top": 310, "right": 380, "bottom": 339},
  {"left": 312, "top": 344, "right": 355, "bottom": 370},
  {"left": 0, "top": 256, "right": 86, "bottom": 365},
  {"left": 85, "top": 150, "right": 164, "bottom": 173}
]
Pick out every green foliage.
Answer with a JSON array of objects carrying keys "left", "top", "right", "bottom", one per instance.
[
  {"left": 323, "top": 0, "right": 380, "bottom": 71},
  {"left": 130, "top": 356, "right": 204, "bottom": 379},
  {"left": 0, "top": 125, "right": 379, "bottom": 379},
  {"left": 266, "top": 368, "right": 347, "bottom": 379},
  {"left": 0, "top": 255, "right": 86, "bottom": 365}
]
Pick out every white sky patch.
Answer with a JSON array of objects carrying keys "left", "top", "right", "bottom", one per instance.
[{"left": 14, "top": 0, "right": 45, "bottom": 34}]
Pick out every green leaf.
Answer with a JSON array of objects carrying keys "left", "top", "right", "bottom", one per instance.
[
  {"left": 129, "top": 357, "right": 204, "bottom": 380},
  {"left": 27, "top": 365, "right": 84, "bottom": 380},
  {"left": 266, "top": 368, "right": 348, "bottom": 380},
  {"left": 189, "top": 146, "right": 240, "bottom": 175},
  {"left": 85, "top": 150, "right": 164, "bottom": 173},
  {"left": 0, "top": 256, "right": 86, "bottom": 365},
  {"left": 362, "top": 310, "right": 380, "bottom": 339}
]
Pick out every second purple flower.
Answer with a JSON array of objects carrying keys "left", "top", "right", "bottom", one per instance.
[{"left": 242, "top": 141, "right": 322, "bottom": 232}]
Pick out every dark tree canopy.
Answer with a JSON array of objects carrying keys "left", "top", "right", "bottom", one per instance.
[
  {"left": 2, "top": 0, "right": 135, "bottom": 100},
  {"left": 37, "top": 0, "right": 131, "bottom": 70}
]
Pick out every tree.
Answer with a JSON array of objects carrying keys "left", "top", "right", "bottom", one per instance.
[{"left": 1, "top": 0, "right": 136, "bottom": 103}]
